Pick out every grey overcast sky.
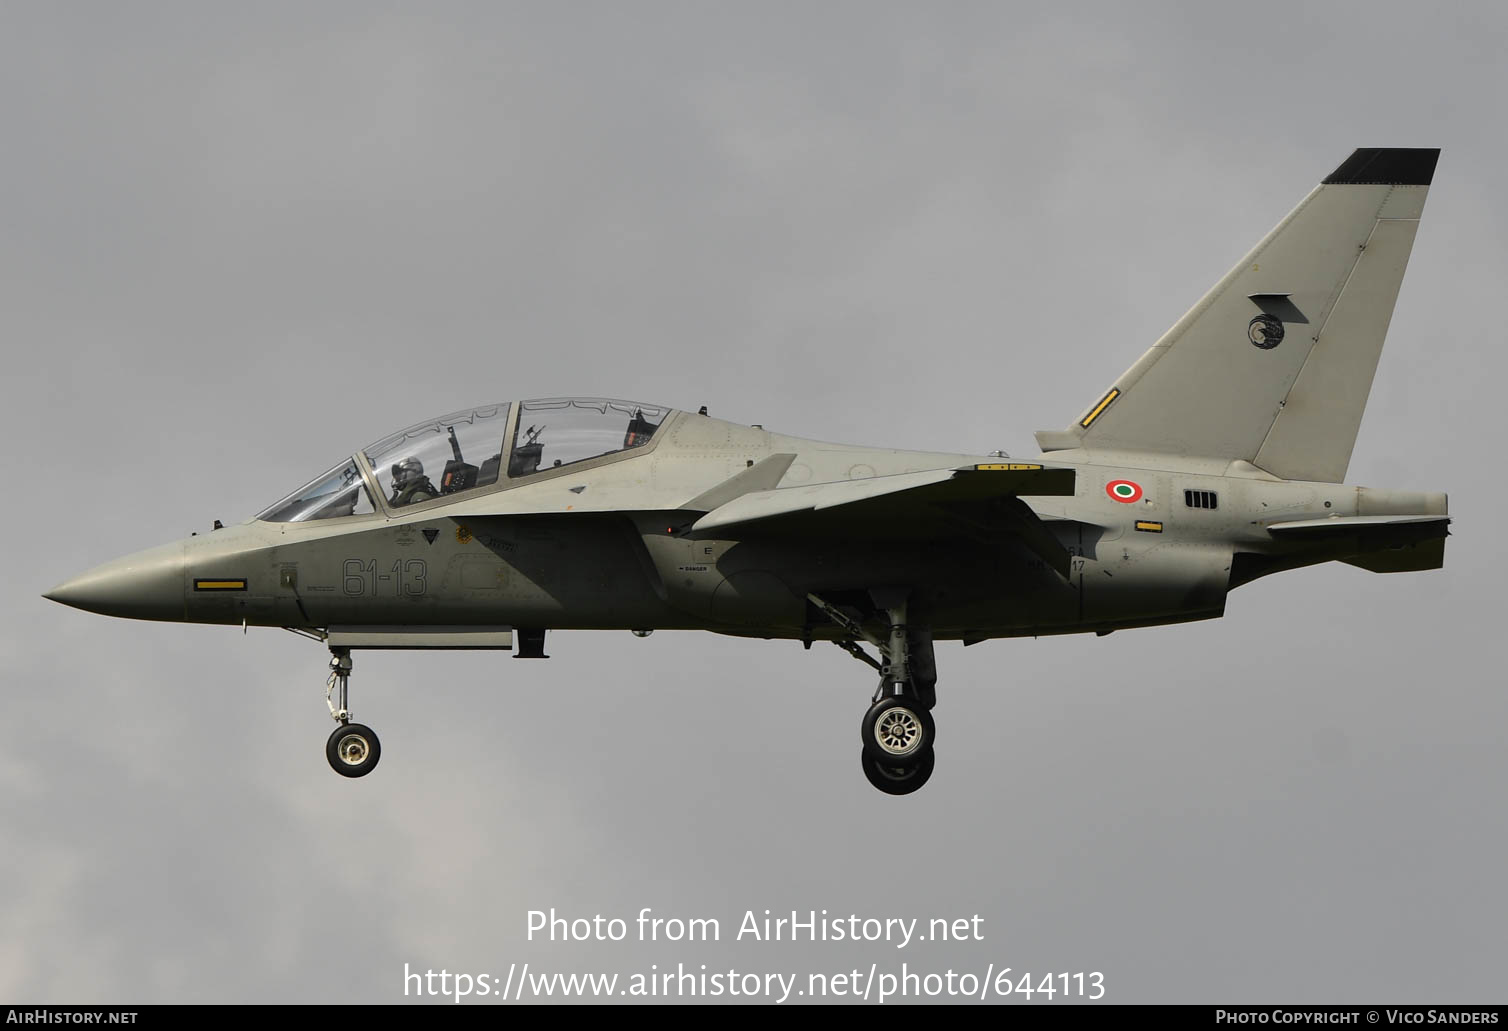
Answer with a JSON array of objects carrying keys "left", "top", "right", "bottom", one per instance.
[{"left": 3, "top": 1, "right": 1504, "bottom": 1005}]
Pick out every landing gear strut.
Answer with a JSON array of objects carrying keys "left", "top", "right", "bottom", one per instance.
[
  {"left": 809, "top": 591, "right": 938, "bottom": 795},
  {"left": 324, "top": 647, "right": 381, "bottom": 778}
]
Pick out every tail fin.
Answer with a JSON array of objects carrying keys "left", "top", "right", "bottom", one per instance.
[{"left": 1036, "top": 148, "right": 1438, "bottom": 482}]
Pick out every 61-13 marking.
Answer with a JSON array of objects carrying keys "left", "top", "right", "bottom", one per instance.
[{"left": 342, "top": 558, "right": 427, "bottom": 597}]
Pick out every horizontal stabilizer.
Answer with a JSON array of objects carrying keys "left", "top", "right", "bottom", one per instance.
[
  {"left": 1342, "top": 538, "right": 1446, "bottom": 573},
  {"left": 1266, "top": 514, "right": 1450, "bottom": 536},
  {"left": 1269, "top": 513, "right": 1449, "bottom": 574}
]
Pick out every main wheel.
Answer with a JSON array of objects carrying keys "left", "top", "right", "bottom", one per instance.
[
  {"left": 326, "top": 722, "right": 381, "bottom": 778},
  {"left": 861, "top": 747, "right": 935, "bottom": 795},
  {"left": 861, "top": 696, "right": 934, "bottom": 765}
]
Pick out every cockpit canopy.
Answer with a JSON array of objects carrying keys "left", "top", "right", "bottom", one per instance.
[
  {"left": 509, "top": 397, "right": 665, "bottom": 477},
  {"left": 256, "top": 398, "right": 671, "bottom": 522},
  {"left": 363, "top": 403, "right": 514, "bottom": 509}
]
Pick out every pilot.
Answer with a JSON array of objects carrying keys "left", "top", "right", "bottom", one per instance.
[{"left": 389, "top": 457, "right": 438, "bottom": 507}]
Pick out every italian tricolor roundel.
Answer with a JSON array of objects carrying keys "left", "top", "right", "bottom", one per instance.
[{"left": 1106, "top": 479, "right": 1143, "bottom": 503}]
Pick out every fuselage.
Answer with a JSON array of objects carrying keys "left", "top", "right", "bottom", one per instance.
[{"left": 43, "top": 407, "right": 1446, "bottom": 642}]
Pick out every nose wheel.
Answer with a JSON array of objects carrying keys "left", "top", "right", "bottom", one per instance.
[
  {"left": 323, "top": 647, "right": 381, "bottom": 778},
  {"left": 327, "top": 722, "right": 381, "bottom": 778}
]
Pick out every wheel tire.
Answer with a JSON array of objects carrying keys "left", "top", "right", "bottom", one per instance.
[
  {"left": 861, "top": 696, "right": 935, "bottom": 764},
  {"left": 326, "top": 723, "right": 381, "bottom": 778},
  {"left": 861, "top": 746, "right": 935, "bottom": 795}
]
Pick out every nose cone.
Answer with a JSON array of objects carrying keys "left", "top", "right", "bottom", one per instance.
[{"left": 44, "top": 539, "right": 187, "bottom": 621}]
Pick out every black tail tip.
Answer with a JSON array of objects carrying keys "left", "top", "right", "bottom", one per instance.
[{"left": 1323, "top": 148, "right": 1440, "bottom": 186}]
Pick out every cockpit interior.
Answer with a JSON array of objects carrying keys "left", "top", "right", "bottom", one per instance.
[{"left": 256, "top": 398, "right": 670, "bottom": 523}]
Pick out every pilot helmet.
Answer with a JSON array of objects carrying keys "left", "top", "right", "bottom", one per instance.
[{"left": 392, "top": 457, "right": 424, "bottom": 486}]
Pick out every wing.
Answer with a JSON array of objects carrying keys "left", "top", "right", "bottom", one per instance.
[{"left": 686, "top": 463, "right": 1079, "bottom": 578}]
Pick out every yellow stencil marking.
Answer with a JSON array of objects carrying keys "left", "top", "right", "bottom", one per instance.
[{"left": 1080, "top": 388, "right": 1120, "bottom": 429}]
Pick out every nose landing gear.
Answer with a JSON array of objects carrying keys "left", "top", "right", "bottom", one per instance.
[
  {"left": 327, "top": 722, "right": 381, "bottom": 778},
  {"left": 324, "top": 647, "right": 381, "bottom": 778}
]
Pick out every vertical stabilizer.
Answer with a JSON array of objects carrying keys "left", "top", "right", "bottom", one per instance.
[{"left": 1036, "top": 148, "right": 1437, "bottom": 482}]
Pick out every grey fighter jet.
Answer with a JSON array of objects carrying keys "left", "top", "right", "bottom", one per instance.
[{"left": 44, "top": 148, "right": 1449, "bottom": 794}]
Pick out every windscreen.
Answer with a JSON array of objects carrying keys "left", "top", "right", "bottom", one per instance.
[{"left": 257, "top": 459, "right": 375, "bottom": 522}]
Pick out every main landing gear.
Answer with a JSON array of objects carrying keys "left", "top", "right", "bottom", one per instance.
[
  {"left": 324, "top": 647, "right": 381, "bottom": 778},
  {"left": 808, "top": 591, "right": 938, "bottom": 796}
]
